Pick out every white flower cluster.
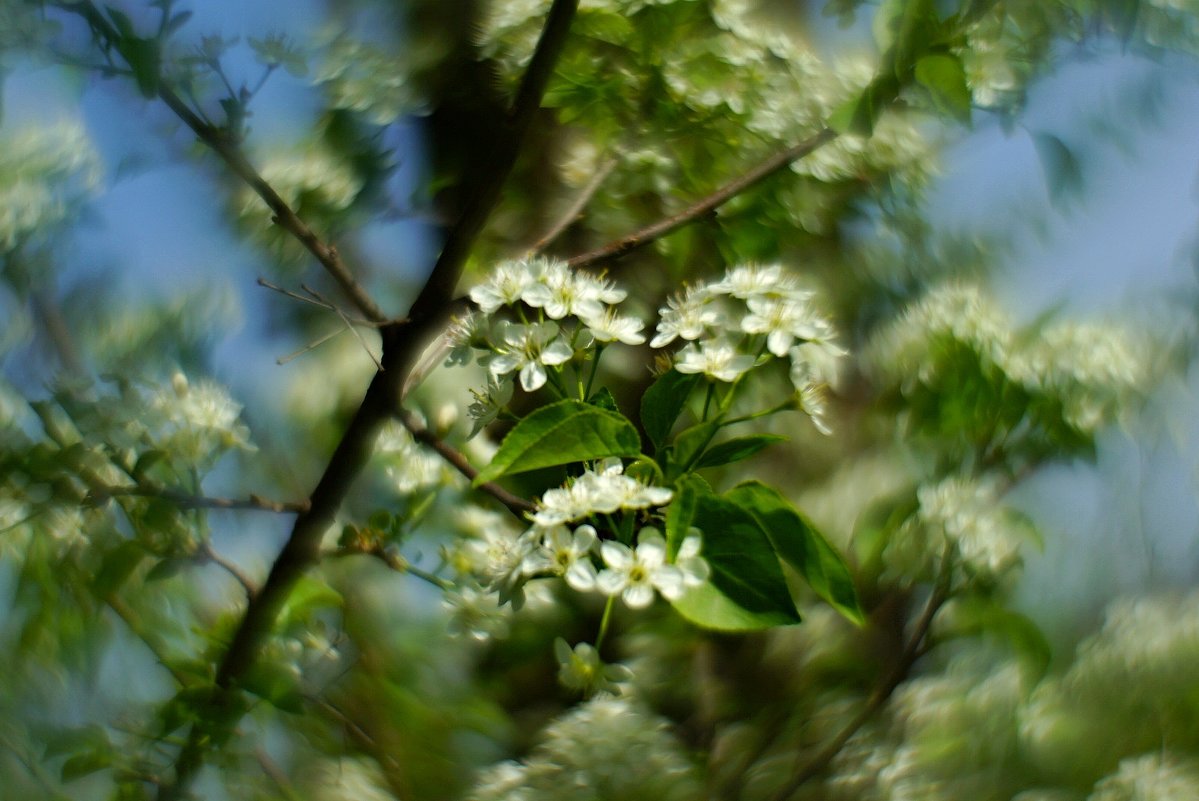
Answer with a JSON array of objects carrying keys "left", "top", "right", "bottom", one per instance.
[
  {"left": 373, "top": 419, "right": 455, "bottom": 495},
  {"left": 468, "top": 697, "right": 701, "bottom": 801},
  {"left": 870, "top": 283, "right": 1148, "bottom": 435},
  {"left": 1088, "top": 754, "right": 1199, "bottom": 801},
  {"left": 241, "top": 145, "right": 362, "bottom": 232},
  {"left": 884, "top": 474, "right": 1027, "bottom": 586},
  {"left": 0, "top": 120, "right": 103, "bottom": 250},
  {"left": 531, "top": 458, "right": 671, "bottom": 527},
  {"left": 302, "top": 758, "right": 394, "bottom": 801},
  {"left": 653, "top": 264, "right": 846, "bottom": 434},
  {"left": 452, "top": 257, "right": 644, "bottom": 427},
  {"left": 145, "top": 371, "right": 253, "bottom": 464},
  {"left": 315, "top": 34, "right": 423, "bottom": 125}
]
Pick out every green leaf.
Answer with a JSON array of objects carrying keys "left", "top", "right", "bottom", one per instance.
[
  {"left": 240, "top": 661, "right": 305, "bottom": 715},
  {"left": 671, "top": 582, "right": 798, "bottom": 631},
  {"left": 688, "top": 491, "right": 800, "bottom": 625},
  {"left": 828, "top": 75, "right": 900, "bottom": 137},
  {"left": 91, "top": 540, "right": 145, "bottom": 599},
  {"left": 640, "top": 370, "right": 699, "bottom": 450},
  {"left": 1031, "top": 132, "right": 1084, "bottom": 205},
  {"left": 279, "top": 575, "right": 342, "bottom": 627},
  {"left": 665, "top": 474, "right": 707, "bottom": 558},
  {"left": 119, "top": 36, "right": 161, "bottom": 98},
  {"left": 473, "top": 400, "right": 641, "bottom": 485},
  {"left": 145, "top": 556, "right": 189, "bottom": 583},
  {"left": 941, "top": 596, "right": 1052, "bottom": 679},
  {"left": 914, "top": 54, "right": 971, "bottom": 125},
  {"left": 667, "top": 420, "right": 720, "bottom": 478},
  {"left": 587, "top": 386, "right": 619, "bottom": 412},
  {"left": 696, "top": 434, "right": 787, "bottom": 469},
  {"left": 726, "top": 482, "right": 865, "bottom": 626},
  {"left": 62, "top": 751, "right": 110, "bottom": 782}
]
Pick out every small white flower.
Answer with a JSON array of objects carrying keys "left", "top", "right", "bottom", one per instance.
[
  {"left": 488, "top": 321, "right": 573, "bottom": 392},
  {"left": 711, "top": 264, "right": 806, "bottom": 300},
  {"left": 651, "top": 286, "right": 722, "bottom": 348},
  {"left": 597, "top": 530, "right": 684, "bottom": 609},
  {"left": 469, "top": 259, "right": 542, "bottom": 313},
  {"left": 581, "top": 306, "right": 647, "bottom": 345},
  {"left": 444, "top": 310, "right": 486, "bottom": 367},
  {"left": 444, "top": 583, "right": 511, "bottom": 642},
  {"left": 521, "top": 524, "right": 599, "bottom": 591},
  {"left": 531, "top": 461, "right": 673, "bottom": 527},
  {"left": 554, "top": 638, "right": 633, "bottom": 696},
  {"left": 674, "top": 532, "right": 711, "bottom": 587},
  {"left": 741, "top": 294, "right": 830, "bottom": 357},
  {"left": 674, "top": 339, "right": 756, "bottom": 382},
  {"left": 789, "top": 338, "right": 847, "bottom": 390}
]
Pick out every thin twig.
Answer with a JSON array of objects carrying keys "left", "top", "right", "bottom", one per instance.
[
  {"left": 531, "top": 157, "right": 617, "bottom": 253},
  {"left": 87, "top": 483, "right": 309, "bottom": 514},
  {"left": 197, "top": 541, "right": 259, "bottom": 599},
  {"left": 55, "top": 1, "right": 390, "bottom": 325},
  {"left": 398, "top": 410, "right": 536, "bottom": 517},
  {"left": 257, "top": 278, "right": 386, "bottom": 328},
  {"left": 302, "top": 283, "right": 383, "bottom": 370},
  {"left": 254, "top": 749, "right": 303, "bottom": 801},
  {"left": 326, "top": 544, "right": 454, "bottom": 591},
  {"left": 765, "top": 546, "right": 955, "bottom": 801},
  {"left": 276, "top": 327, "right": 347, "bottom": 365},
  {"left": 566, "top": 128, "right": 837, "bottom": 269}
]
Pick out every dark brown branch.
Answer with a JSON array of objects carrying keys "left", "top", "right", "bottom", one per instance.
[
  {"left": 87, "top": 484, "right": 309, "bottom": 515},
  {"left": 766, "top": 547, "right": 955, "bottom": 801},
  {"left": 140, "top": 3, "right": 580, "bottom": 797},
  {"left": 398, "top": 411, "right": 536, "bottom": 518},
  {"left": 567, "top": 128, "right": 837, "bottom": 269}
]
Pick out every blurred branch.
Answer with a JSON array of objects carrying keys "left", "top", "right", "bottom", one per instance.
[
  {"left": 566, "top": 128, "right": 836, "bottom": 269},
  {"left": 766, "top": 545, "right": 955, "bottom": 801},
  {"left": 326, "top": 543, "right": 454, "bottom": 591},
  {"left": 54, "top": 1, "right": 390, "bottom": 325},
  {"left": 105, "top": 594, "right": 189, "bottom": 686},
  {"left": 196, "top": 541, "right": 259, "bottom": 600},
  {"left": 398, "top": 410, "right": 536, "bottom": 518},
  {"left": 530, "top": 157, "right": 617, "bottom": 253},
  {"left": 129, "top": 2, "right": 581, "bottom": 797},
  {"left": 87, "top": 483, "right": 309, "bottom": 515}
]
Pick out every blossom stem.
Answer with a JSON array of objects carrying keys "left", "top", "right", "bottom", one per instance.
[
  {"left": 594, "top": 595, "right": 616, "bottom": 653},
  {"left": 585, "top": 344, "right": 605, "bottom": 399}
]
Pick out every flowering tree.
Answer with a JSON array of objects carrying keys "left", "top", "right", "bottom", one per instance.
[{"left": 1, "top": 1, "right": 1197, "bottom": 800}]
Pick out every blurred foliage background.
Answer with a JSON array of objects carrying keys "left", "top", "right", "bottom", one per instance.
[{"left": 1, "top": 0, "right": 1199, "bottom": 799}]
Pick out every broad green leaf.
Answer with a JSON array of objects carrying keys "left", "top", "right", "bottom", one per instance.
[
  {"left": 727, "top": 482, "right": 865, "bottom": 626},
  {"left": 828, "top": 75, "right": 900, "bottom": 137},
  {"left": 241, "top": 661, "right": 305, "bottom": 715},
  {"left": 914, "top": 54, "right": 971, "bottom": 125},
  {"left": 689, "top": 492, "right": 800, "bottom": 625},
  {"left": 695, "top": 434, "right": 787, "bottom": 469},
  {"left": 671, "top": 582, "right": 798, "bottom": 631},
  {"left": 667, "top": 420, "right": 719, "bottom": 478},
  {"left": 279, "top": 575, "right": 343, "bottom": 627},
  {"left": 640, "top": 370, "right": 699, "bottom": 450},
  {"left": 665, "top": 474, "right": 708, "bottom": 558},
  {"left": 146, "top": 556, "right": 189, "bottom": 583},
  {"left": 941, "top": 596, "right": 1052, "bottom": 679},
  {"left": 91, "top": 540, "right": 145, "bottom": 599},
  {"left": 474, "top": 399, "right": 641, "bottom": 485},
  {"left": 62, "top": 751, "right": 111, "bottom": 782},
  {"left": 1031, "top": 132, "right": 1084, "bottom": 205},
  {"left": 587, "top": 386, "right": 619, "bottom": 412}
]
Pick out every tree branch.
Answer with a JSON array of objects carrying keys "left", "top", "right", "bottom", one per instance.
[
  {"left": 136, "top": 2, "right": 580, "bottom": 796},
  {"left": 397, "top": 411, "right": 536, "bottom": 518},
  {"left": 87, "top": 483, "right": 309, "bottom": 515},
  {"left": 56, "top": 1, "right": 390, "bottom": 325},
  {"left": 765, "top": 546, "right": 955, "bottom": 801},
  {"left": 530, "top": 157, "right": 617, "bottom": 253},
  {"left": 566, "top": 128, "right": 837, "bottom": 269}
]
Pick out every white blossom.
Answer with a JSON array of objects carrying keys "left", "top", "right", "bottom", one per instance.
[
  {"left": 674, "top": 338, "right": 756, "bottom": 382},
  {"left": 1088, "top": 753, "right": 1199, "bottom": 801},
  {"left": 651, "top": 286, "right": 723, "bottom": 348},
  {"left": 488, "top": 321, "right": 574, "bottom": 392},
  {"left": 553, "top": 638, "right": 633, "bottom": 696},
  {"left": 581, "top": 306, "right": 647, "bottom": 345},
  {"left": 597, "top": 530, "right": 684, "bottom": 609},
  {"left": 521, "top": 524, "right": 599, "bottom": 591},
  {"left": 532, "top": 458, "right": 672, "bottom": 527}
]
